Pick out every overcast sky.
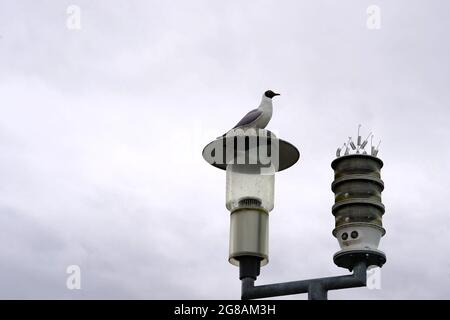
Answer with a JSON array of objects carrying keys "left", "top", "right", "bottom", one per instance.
[{"left": 0, "top": 0, "right": 449, "bottom": 299}]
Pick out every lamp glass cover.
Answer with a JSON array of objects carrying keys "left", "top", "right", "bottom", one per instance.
[{"left": 226, "top": 163, "right": 274, "bottom": 212}]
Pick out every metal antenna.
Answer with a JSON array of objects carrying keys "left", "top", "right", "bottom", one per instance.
[
  {"left": 356, "top": 124, "right": 362, "bottom": 154},
  {"left": 360, "top": 132, "right": 372, "bottom": 150},
  {"left": 372, "top": 140, "right": 381, "bottom": 157},
  {"left": 344, "top": 142, "right": 349, "bottom": 155},
  {"left": 348, "top": 137, "right": 356, "bottom": 150},
  {"left": 336, "top": 142, "right": 346, "bottom": 157},
  {"left": 371, "top": 135, "right": 375, "bottom": 156},
  {"left": 339, "top": 126, "right": 380, "bottom": 157}
]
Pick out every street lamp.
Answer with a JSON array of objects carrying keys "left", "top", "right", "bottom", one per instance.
[
  {"left": 203, "top": 128, "right": 299, "bottom": 279},
  {"left": 202, "top": 126, "right": 386, "bottom": 300}
]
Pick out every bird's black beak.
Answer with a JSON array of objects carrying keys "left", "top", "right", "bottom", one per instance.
[{"left": 274, "top": 93, "right": 280, "bottom": 96}]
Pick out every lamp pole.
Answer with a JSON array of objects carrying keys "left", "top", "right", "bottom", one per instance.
[{"left": 202, "top": 126, "right": 386, "bottom": 300}]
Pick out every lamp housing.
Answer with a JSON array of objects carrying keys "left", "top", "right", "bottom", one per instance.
[
  {"left": 331, "top": 154, "right": 386, "bottom": 270},
  {"left": 202, "top": 129, "right": 299, "bottom": 269}
]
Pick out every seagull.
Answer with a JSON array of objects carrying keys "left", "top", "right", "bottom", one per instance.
[{"left": 227, "top": 90, "right": 280, "bottom": 134}]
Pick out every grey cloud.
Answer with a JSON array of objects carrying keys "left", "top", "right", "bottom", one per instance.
[{"left": 0, "top": 0, "right": 449, "bottom": 299}]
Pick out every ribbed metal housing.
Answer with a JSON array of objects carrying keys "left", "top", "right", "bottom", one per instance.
[
  {"left": 331, "top": 154, "right": 387, "bottom": 270},
  {"left": 331, "top": 154, "right": 385, "bottom": 229}
]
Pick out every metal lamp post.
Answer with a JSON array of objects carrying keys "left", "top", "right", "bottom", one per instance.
[{"left": 202, "top": 126, "right": 386, "bottom": 300}]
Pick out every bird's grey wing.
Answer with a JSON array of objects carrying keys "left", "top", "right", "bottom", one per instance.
[{"left": 233, "top": 108, "right": 262, "bottom": 128}]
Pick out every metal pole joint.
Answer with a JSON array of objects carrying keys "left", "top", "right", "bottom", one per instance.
[{"left": 240, "top": 261, "right": 367, "bottom": 300}]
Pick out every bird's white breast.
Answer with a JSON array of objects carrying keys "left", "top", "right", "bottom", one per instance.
[{"left": 256, "top": 98, "right": 273, "bottom": 128}]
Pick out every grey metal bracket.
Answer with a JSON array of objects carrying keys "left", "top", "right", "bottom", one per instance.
[{"left": 241, "top": 262, "right": 367, "bottom": 300}]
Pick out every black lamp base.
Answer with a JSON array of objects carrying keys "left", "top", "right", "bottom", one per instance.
[{"left": 334, "top": 249, "right": 386, "bottom": 271}]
